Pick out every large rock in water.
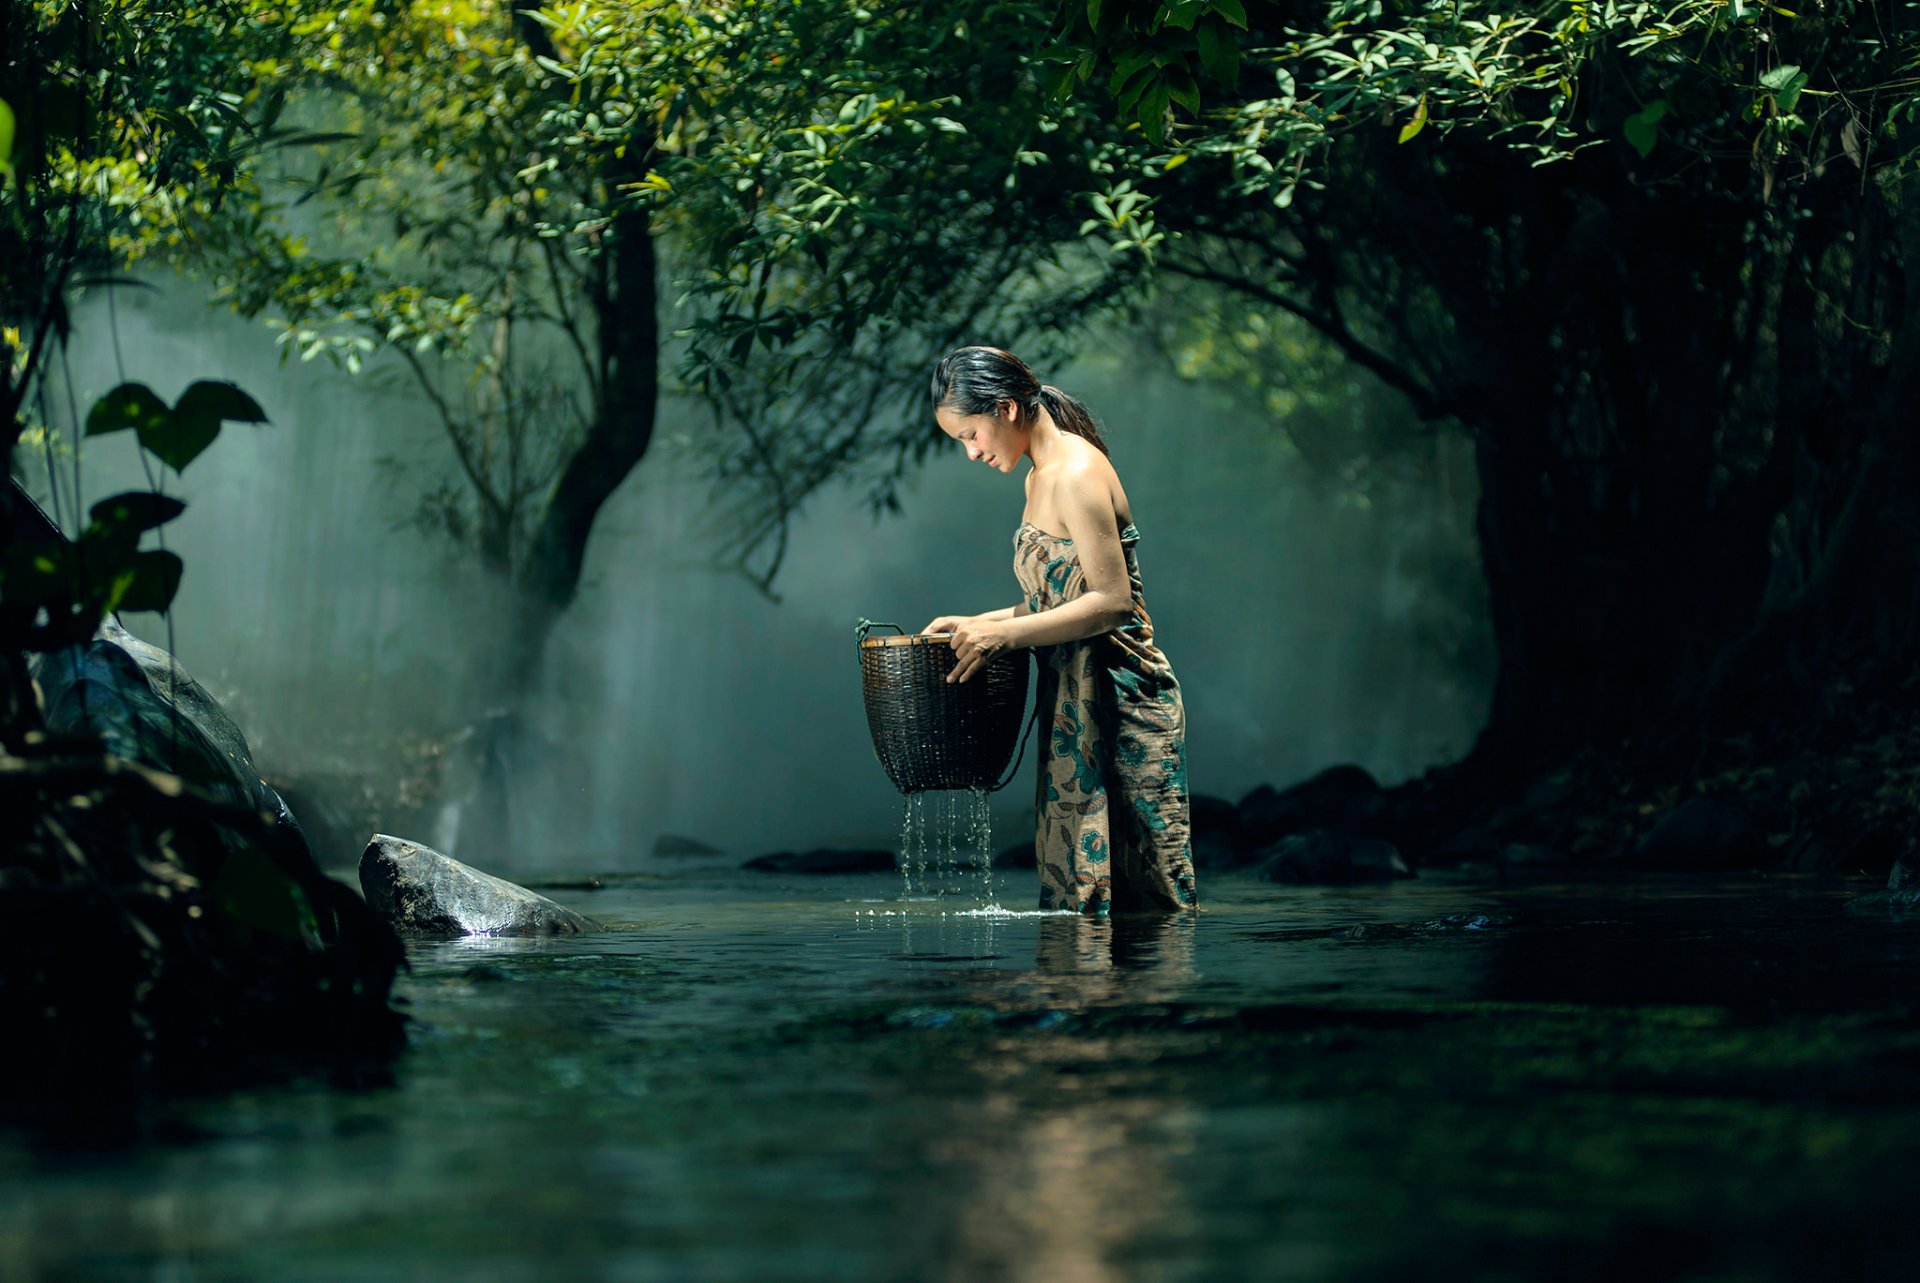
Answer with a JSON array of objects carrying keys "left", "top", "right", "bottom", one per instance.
[
  {"left": 360, "top": 835, "right": 603, "bottom": 936},
  {"left": 31, "top": 617, "right": 307, "bottom": 844}
]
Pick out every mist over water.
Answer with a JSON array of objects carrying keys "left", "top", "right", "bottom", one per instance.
[{"left": 38, "top": 278, "right": 1491, "bottom": 868}]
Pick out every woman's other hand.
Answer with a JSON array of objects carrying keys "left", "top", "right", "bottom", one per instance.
[
  {"left": 922, "top": 614, "right": 969, "bottom": 635},
  {"left": 947, "top": 618, "right": 1013, "bottom": 684}
]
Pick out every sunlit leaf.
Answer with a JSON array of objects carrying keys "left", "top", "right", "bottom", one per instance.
[{"left": 1399, "top": 95, "right": 1430, "bottom": 144}]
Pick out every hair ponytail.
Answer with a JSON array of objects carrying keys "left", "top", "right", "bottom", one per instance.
[
  {"left": 930, "top": 346, "right": 1112, "bottom": 458},
  {"left": 1038, "top": 384, "right": 1110, "bottom": 458}
]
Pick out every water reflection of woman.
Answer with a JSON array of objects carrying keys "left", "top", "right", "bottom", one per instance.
[
  {"left": 1030, "top": 914, "right": 1199, "bottom": 1005},
  {"left": 924, "top": 347, "right": 1199, "bottom": 917}
]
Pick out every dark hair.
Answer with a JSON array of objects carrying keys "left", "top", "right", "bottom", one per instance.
[{"left": 929, "top": 346, "right": 1110, "bottom": 457}]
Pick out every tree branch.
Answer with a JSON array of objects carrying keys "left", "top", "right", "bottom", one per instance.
[{"left": 1159, "top": 259, "right": 1443, "bottom": 416}]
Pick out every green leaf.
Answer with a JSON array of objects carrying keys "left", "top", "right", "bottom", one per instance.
[
  {"left": 1768, "top": 69, "right": 1809, "bottom": 114},
  {"left": 1196, "top": 18, "right": 1241, "bottom": 86},
  {"left": 1399, "top": 95, "right": 1430, "bottom": 144},
  {"left": 148, "top": 380, "right": 265, "bottom": 472},
  {"left": 1162, "top": 0, "right": 1208, "bottom": 31},
  {"left": 1140, "top": 83, "right": 1172, "bottom": 144},
  {"left": 85, "top": 384, "right": 170, "bottom": 438},
  {"left": 139, "top": 411, "right": 217, "bottom": 472},
  {"left": 1164, "top": 67, "right": 1201, "bottom": 115},
  {"left": 175, "top": 380, "right": 268, "bottom": 427},
  {"left": 1758, "top": 63, "right": 1803, "bottom": 92},
  {"left": 115, "top": 550, "right": 184, "bottom": 614},
  {"left": 1624, "top": 98, "right": 1669, "bottom": 158},
  {"left": 1211, "top": 0, "right": 1248, "bottom": 28},
  {"left": 89, "top": 492, "right": 187, "bottom": 536},
  {"left": 1109, "top": 50, "right": 1157, "bottom": 97}
]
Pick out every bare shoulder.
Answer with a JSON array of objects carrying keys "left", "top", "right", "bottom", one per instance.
[{"left": 1030, "top": 436, "right": 1132, "bottom": 531}]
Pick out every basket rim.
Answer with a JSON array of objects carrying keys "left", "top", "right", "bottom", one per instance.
[{"left": 858, "top": 632, "right": 956, "bottom": 649}]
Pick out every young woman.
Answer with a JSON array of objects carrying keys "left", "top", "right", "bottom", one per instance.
[{"left": 924, "top": 346, "right": 1197, "bottom": 915}]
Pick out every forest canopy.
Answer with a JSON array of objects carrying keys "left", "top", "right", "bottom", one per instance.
[{"left": 11, "top": 0, "right": 1920, "bottom": 799}]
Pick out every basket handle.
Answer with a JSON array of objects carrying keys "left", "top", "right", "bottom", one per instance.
[
  {"left": 855, "top": 618, "right": 905, "bottom": 642},
  {"left": 991, "top": 662, "right": 1043, "bottom": 793}
]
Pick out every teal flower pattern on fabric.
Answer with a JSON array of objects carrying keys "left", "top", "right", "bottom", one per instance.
[
  {"left": 1081, "top": 831, "right": 1109, "bottom": 865},
  {"left": 1014, "top": 520, "right": 1197, "bottom": 915}
]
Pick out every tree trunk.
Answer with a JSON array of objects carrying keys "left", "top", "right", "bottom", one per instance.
[{"left": 511, "top": 187, "right": 659, "bottom": 674}]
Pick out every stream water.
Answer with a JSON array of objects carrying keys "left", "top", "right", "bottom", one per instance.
[{"left": 6, "top": 866, "right": 1920, "bottom": 1281}]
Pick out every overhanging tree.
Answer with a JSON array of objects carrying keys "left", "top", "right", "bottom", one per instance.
[
  {"left": 189, "top": 0, "right": 715, "bottom": 677},
  {"left": 1044, "top": 0, "right": 1920, "bottom": 786}
]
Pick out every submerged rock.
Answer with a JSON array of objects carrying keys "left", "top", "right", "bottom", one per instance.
[
  {"left": 359, "top": 835, "right": 603, "bottom": 936},
  {"left": 742, "top": 848, "right": 895, "bottom": 874}
]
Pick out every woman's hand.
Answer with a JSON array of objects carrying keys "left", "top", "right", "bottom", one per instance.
[
  {"left": 946, "top": 617, "right": 1015, "bottom": 684},
  {"left": 922, "top": 614, "right": 970, "bottom": 636}
]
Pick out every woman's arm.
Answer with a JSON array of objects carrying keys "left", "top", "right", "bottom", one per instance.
[
  {"left": 923, "top": 602, "right": 1028, "bottom": 635},
  {"left": 946, "top": 467, "right": 1132, "bottom": 682}
]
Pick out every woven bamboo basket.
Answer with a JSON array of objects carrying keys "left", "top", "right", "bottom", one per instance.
[{"left": 858, "top": 624, "right": 1031, "bottom": 794}]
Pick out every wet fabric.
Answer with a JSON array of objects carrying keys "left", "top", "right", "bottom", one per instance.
[{"left": 1013, "top": 521, "right": 1198, "bottom": 915}]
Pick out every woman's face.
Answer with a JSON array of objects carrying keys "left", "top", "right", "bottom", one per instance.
[{"left": 936, "top": 401, "right": 1025, "bottom": 473}]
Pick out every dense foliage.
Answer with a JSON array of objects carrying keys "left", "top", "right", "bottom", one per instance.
[{"left": 1, "top": 1, "right": 404, "bottom": 1109}]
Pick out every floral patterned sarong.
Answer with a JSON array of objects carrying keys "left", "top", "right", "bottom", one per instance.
[{"left": 1014, "top": 521, "right": 1198, "bottom": 914}]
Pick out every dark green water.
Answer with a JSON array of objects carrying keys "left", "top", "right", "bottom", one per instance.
[{"left": 7, "top": 867, "right": 1920, "bottom": 1281}]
